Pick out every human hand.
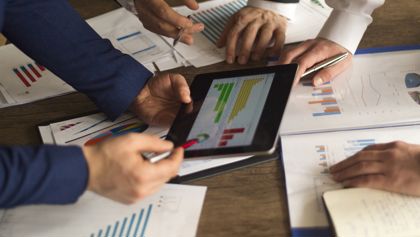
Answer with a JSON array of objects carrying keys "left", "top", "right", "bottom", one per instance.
[
  {"left": 131, "top": 73, "right": 191, "bottom": 126},
  {"left": 83, "top": 133, "right": 183, "bottom": 204},
  {"left": 330, "top": 141, "right": 420, "bottom": 197},
  {"left": 217, "top": 7, "right": 287, "bottom": 64},
  {"left": 277, "top": 38, "right": 352, "bottom": 86},
  {"left": 134, "top": 0, "right": 204, "bottom": 45}
]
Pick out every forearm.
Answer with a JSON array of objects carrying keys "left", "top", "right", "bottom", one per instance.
[
  {"left": 2, "top": 0, "right": 152, "bottom": 119},
  {"left": 318, "top": 0, "right": 385, "bottom": 53},
  {"left": 0, "top": 145, "right": 88, "bottom": 208}
]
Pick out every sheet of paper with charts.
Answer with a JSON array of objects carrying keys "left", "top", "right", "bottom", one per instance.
[
  {"left": 279, "top": 49, "right": 420, "bottom": 234},
  {"left": 0, "top": 184, "right": 206, "bottom": 237},
  {"left": 281, "top": 49, "right": 420, "bottom": 135},
  {"left": 167, "top": 0, "right": 332, "bottom": 67},
  {"left": 0, "top": 44, "right": 75, "bottom": 108},
  {"left": 38, "top": 112, "right": 251, "bottom": 177}
]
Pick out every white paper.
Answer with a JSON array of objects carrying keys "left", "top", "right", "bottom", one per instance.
[
  {"left": 0, "top": 44, "right": 75, "bottom": 108},
  {"left": 281, "top": 49, "right": 420, "bottom": 135},
  {"left": 167, "top": 0, "right": 331, "bottom": 67},
  {"left": 324, "top": 188, "right": 420, "bottom": 237},
  {"left": 0, "top": 184, "right": 206, "bottom": 237},
  {"left": 281, "top": 124, "right": 420, "bottom": 229}
]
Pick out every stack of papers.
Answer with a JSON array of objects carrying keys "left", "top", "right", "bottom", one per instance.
[
  {"left": 0, "top": 184, "right": 206, "bottom": 237},
  {"left": 279, "top": 49, "right": 420, "bottom": 235},
  {"left": 0, "top": 0, "right": 331, "bottom": 108},
  {"left": 38, "top": 112, "right": 251, "bottom": 177}
]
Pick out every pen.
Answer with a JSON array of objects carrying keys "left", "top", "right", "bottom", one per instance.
[
  {"left": 143, "top": 133, "right": 209, "bottom": 163},
  {"left": 173, "top": 15, "right": 191, "bottom": 48},
  {"left": 301, "top": 52, "right": 349, "bottom": 78}
]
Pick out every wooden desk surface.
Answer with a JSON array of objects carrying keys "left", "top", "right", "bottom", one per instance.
[{"left": 1, "top": 1, "right": 419, "bottom": 236}]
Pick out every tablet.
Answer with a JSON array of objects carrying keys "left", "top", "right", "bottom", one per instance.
[{"left": 167, "top": 64, "right": 298, "bottom": 159}]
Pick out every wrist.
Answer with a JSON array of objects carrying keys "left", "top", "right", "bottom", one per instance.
[{"left": 82, "top": 145, "right": 100, "bottom": 192}]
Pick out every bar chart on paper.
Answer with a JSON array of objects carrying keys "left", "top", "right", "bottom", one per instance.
[
  {"left": 187, "top": 74, "right": 274, "bottom": 150},
  {"left": 12, "top": 63, "right": 46, "bottom": 87},
  {"left": 90, "top": 204, "right": 153, "bottom": 237},
  {"left": 190, "top": 0, "right": 246, "bottom": 44},
  {"left": 308, "top": 82, "right": 342, "bottom": 117}
]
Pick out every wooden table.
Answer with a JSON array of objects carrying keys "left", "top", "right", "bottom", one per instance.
[{"left": 1, "top": 1, "right": 419, "bottom": 236}]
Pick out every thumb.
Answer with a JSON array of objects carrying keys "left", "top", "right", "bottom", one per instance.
[
  {"left": 183, "top": 0, "right": 199, "bottom": 10},
  {"left": 312, "top": 57, "right": 352, "bottom": 87},
  {"left": 170, "top": 74, "right": 191, "bottom": 103}
]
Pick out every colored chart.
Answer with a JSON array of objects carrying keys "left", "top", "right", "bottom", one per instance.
[
  {"left": 228, "top": 78, "right": 263, "bottom": 123},
  {"left": 213, "top": 82, "right": 234, "bottom": 123},
  {"left": 308, "top": 82, "right": 342, "bottom": 117},
  {"left": 59, "top": 122, "right": 82, "bottom": 131},
  {"left": 191, "top": 0, "right": 246, "bottom": 44},
  {"left": 91, "top": 204, "right": 152, "bottom": 237},
  {"left": 13, "top": 63, "right": 46, "bottom": 87},
  {"left": 117, "top": 31, "right": 157, "bottom": 56},
  {"left": 310, "top": 0, "right": 325, "bottom": 8},
  {"left": 85, "top": 122, "right": 149, "bottom": 146},
  {"left": 315, "top": 145, "right": 329, "bottom": 174},
  {"left": 186, "top": 73, "right": 274, "bottom": 150},
  {"left": 219, "top": 128, "right": 244, "bottom": 147},
  {"left": 343, "top": 139, "right": 375, "bottom": 157}
]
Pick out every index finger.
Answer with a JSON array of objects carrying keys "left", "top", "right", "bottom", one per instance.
[
  {"left": 329, "top": 150, "right": 381, "bottom": 173},
  {"left": 147, "top": 0, "right": 193, "bottom": 28}
]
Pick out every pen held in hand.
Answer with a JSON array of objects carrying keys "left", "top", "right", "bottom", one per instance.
[
  {"left": 173, "top": 15, "right": 192, "bottom": 47},
  {"left": 301, "top": 52, "right": 349, "bottom": 78}
]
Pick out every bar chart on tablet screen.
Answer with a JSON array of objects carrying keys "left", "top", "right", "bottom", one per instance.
[{"left": 186, "top": 73, "right": 274, "bottom": 150}]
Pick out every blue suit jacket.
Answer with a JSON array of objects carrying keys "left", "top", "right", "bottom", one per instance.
[{"left": 0, "top": 0, "right": 152, "bottom": 208}]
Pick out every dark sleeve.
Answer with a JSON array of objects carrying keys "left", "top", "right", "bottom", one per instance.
[
  {"left": 2, "top": 0, "right": 153, "bottom": 120},
  {"left": 0, "top": 145, "right": 88, "bottom": 208}
]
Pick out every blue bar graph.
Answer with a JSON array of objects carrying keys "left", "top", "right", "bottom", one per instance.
[
  {"left": 91, "top": 204, "right": 153, "bottom": 237},
  {"left": 344, "top": 139, "right": 376, "bottom": 156},
  {"left": 191, "top": 0, "right": 246, "bottom": 44}
]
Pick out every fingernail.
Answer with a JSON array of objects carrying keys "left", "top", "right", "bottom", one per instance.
[
  {"left": 226, "top": 56, "right": 233, "bottom": 64},
  {"left": 198, "top": 23, "right": 205, "bottom": 30},
  {"left": 239, "top": 56, "right": 247, "bottom": 64},
  {"left": 313, "top": 77, "right": 323, "bottom": 87}
]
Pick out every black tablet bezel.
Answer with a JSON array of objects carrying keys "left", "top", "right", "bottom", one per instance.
[{"left": 167, "top": 64, "right": 298, "bottom": 159}]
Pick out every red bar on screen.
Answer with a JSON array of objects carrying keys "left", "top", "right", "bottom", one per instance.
[
  {"left": 218, "top": 141, "right": 227, "bottom": 147},
  {"left": 20, "top": 66, "right": 36, "bottom": 82},
  {"left": 223, "top": 128, "right": 245, "bottom": 134},
  {"left": 13, "top": 68, "right": 30, "bottom": 87},
  {"left": 221, "top": 134, "right": 234, "bottom": 140}
]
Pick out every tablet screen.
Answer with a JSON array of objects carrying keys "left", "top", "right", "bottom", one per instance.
[
  {"left": 186, "top": 73, "right": 275, "bottom": 150},
  {"left": 167, "top": 64, "right": 297, "bottom": 159}
]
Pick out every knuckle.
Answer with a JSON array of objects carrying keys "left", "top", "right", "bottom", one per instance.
[{"left": 158, "top": 7, "right": 169, "bottom": 16}]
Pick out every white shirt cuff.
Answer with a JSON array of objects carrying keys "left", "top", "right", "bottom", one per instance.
[
  {"left": 317, "top": 10, "right": 372, "bottom": 54},
  {"left": 247, "top": 0, "right": 298, "bottom": 21},
  {"left": 116, "top": 0, "right": 138, "bottom": 15}
]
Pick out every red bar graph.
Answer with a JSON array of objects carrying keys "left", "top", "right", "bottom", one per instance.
[
  {"left": 28, "top": 64, "right": 42, "bottom": 78},
  {"left": 13, "top": 68, "right": 30, "bottom": 87},
  {"left": 218, "top": 127, "right": 245, "bottom": 147},
  {"left": 20, "top": 66, "right": 36, "bottom": 82},
  {"left": 223, "top": 128, "right": 245, "bottom": 134},
  {"left": 36, "top": 63, "right": 46, "bottom": 71}
]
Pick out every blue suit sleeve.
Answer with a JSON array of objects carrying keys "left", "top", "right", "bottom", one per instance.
[
  {"left": 0, "top": 145, "right": 88, "bottom": 208},
  {"left": 2, "top": 0, "right": 153, "bottom": 120}
]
